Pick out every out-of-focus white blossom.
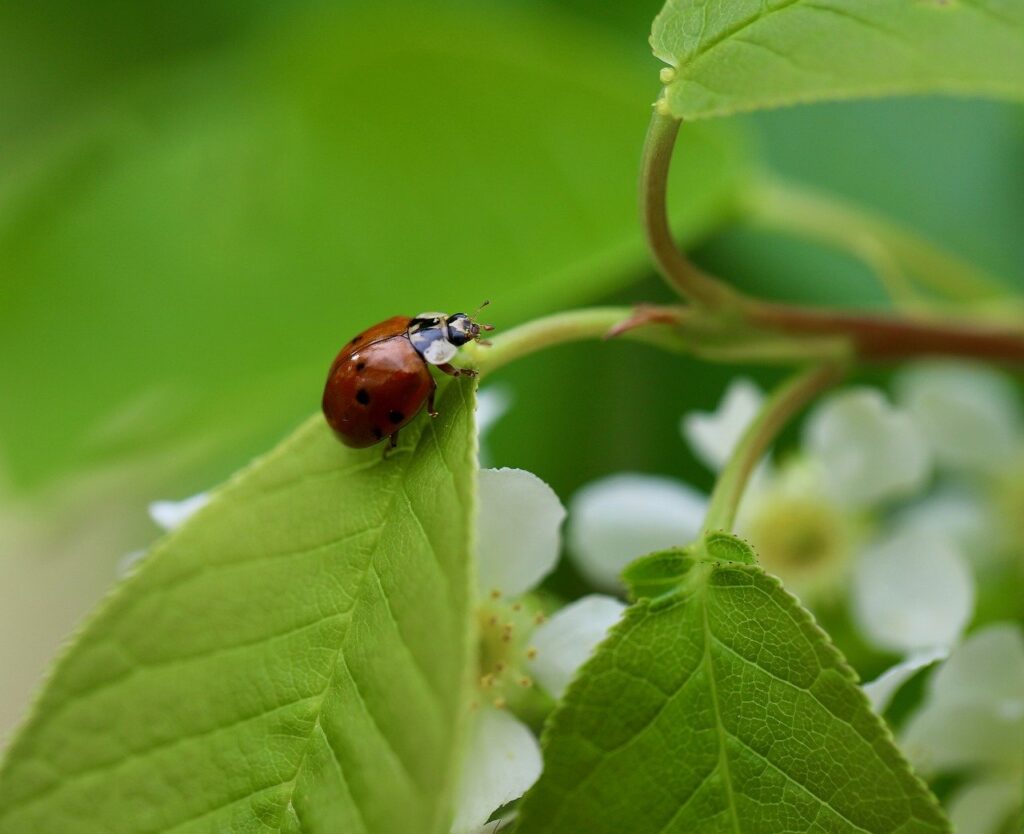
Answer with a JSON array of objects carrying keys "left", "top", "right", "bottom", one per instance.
[
  {"left": 148, "top": 492, "right": 210, "bottom": 531},
  {"left": 476, "top": 385, "right": 513, "bottom": 467},
  {"left": 862, "top": 648, "right": 948, "bottom": 714},
  {"left": 454, "top": 468, "right": 623, "bottom": 833},
  {"left": 895, "top": 361, "right": 1022, "bottom": 476},
  {"left": 477, "top": 468, "right": 565, "bottom": 598},
  {"left": 736, "top": 459, "right": 859, "bottom": 602},
  {"left": 901, "top": 624, "right": 1024, "bottom": 834},
  {"left": 852, "top": 527, "right": 974, "bottom": 656},
  {"left": 681, "top": 378, "right": 764, "bottom": 472},
  {"left": 528, "top": 595, "right": 626, "bottom": 699},
  {"left": 567, "top": 474, "right": 707, "bottom": 591},
  {"left": 803, "top": 387, "right": 931, "bottom": 507}
]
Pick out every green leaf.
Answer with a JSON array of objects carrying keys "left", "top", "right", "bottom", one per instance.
[
  {"left": 0, "top": 1, "right": 750, "bottom": 490},
  {"left": 0, "top": 380, "right": 477, "bottom": 833},
  {"left": 517, "top": 543, "right": 951, "bottom": 834},
  {"left": 652, "top": 0, "right": 1024, "bottom": 120},
  {"left": 622, "top": 548, "right": 691, "bottom": 602}
]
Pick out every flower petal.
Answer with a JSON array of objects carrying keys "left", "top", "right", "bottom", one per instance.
[
  {"left": 450, "top": 708, "right": 542, "bottom": 834},
  {"left": 528, "top": 594, "right": 626, "bottom": 699},
  {"left": 895, "top": 361, "right": 1022, "bottom": 475},
  {"left": 567, "top": 474, "right": 707, "bottom": 591},
  {"left": 861, "top": 648, "right": 948, "bottom": 714},
  {"left": 893, "top": 488, "right": 996, "bottom": 561},
  {"left": 682, "top": 378, "right": 764, "bottom": 471},
  {"left": 476, "top": 386, "right": 514, "bottom": 468},
  {"left": 901, "top": 624, "right": 1024, "bottom": 773},
  {"left": 851, "top": 528, "right": 974, "bottom": 654},
  {"left": 148, "top": 492, "right": 210, "bottom": 532},
  {"left": 476, "top": 385, "right": 513, "bottom": 438},
  {"left": 926, "top": 622, "right": 1024, "bottom": 708},
  {"left": 477, "top": 468, "right": 565, "bottom": 598},
  {"left": 947, "top": 776, "right": 1022, "bottom": 834},
  {"left": 803, "top": 388, "right": 930, "bottom": 507}
]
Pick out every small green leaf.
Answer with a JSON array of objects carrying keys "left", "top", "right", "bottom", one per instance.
[
  {"left": 622, "top": 548, "right": 691, "bottom": 602},
  {"left": 518, "top": 550, "right": 950, "bottom": 834},
  {"left": 702, "top": 531, "right": 757, "bottom": 565},
  {"left": 0, "top": 381, "right": 477, "bottom": 833},
  {"left": 652, "top": 0, "right": 1024, "bottom": 120}
]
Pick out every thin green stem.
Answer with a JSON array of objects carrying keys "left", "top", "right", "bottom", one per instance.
[
  {"left": 641, "top": 109, "right": 741, "bottom": 309},
  {"left": 472, "top": 307, "right": 636, "bottom": 378},
  {"left": 701, "top": 364, "right": 845, "bottom": 536},
  {"left": 743, "top": 177, "right": 1005, "bottom": 303}
]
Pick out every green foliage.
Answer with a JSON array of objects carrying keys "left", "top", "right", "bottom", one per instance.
[
  {"left": 652, "top": 0, "right": 1024, "bottom": 120},
  {"left": 0, "top": 381, "right": 477, "bottom": 834},
  {"left": 517, "top": 534, "right": 951, "bottom": 834},
  {"left": 0, "top": 1, "right": 748, "bottom": 490}
]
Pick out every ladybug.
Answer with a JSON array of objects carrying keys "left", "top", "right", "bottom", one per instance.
[{"left": 322, "top": 307, "right": 494, "bottom": 449}]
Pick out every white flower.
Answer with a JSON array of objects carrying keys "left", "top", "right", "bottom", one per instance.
[
  {"left": 118, "top": 491, "right": 212, "bottom": 576},
  {"left": 895, "top": 361, "right": 1022, "bottom": 476},
  {"left": 900, "top": 624, "right": 1024, "bottom": 834},
  {"left": 566, "top": 474, "right": 707, "bottom": 592},
  {"left": 851, "top": 527, "right": 974, "bottom": 656},
  {"left": 451, "top": 708, "right": 541, "bottom": 834},
  {"left": 477, "top": 469, "right": 564, "bottom": 598},
  {"left": 892, "top": 488, "right": 995, "bottom": 556},
  {"left": 452, "top": 468, "right": 624, "bottom": 833},
  {"left": 148, "top": 492, "right": 211, "bottom": 531},
  {"left": 861, "top": 648, "right": 948, "bottom": 714},
  {"left": 735, "top": 458, "right": 858, "bottom": 602},
  {"left": 476, "top": 386, "right": 513, "bottom": 467},
  {"left": 682, "top": 378, "right": 763, "bottom": 471},
  {"left": 528, "top": 595, "right": 626, "bottom": 699},
  {"left": 803, "top": 387, "right": 931, "bottom": 507}
]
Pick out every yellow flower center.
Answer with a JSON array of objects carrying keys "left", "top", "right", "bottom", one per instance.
[
  {"left": 474, "top": 592, "right": 545, "bottom": 712},
  {"left": 745, "top": 496, "right": 853, "bottom": 599}
]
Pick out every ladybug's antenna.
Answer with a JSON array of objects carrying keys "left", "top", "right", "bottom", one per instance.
[{"left": 472, "top": 299, "right": 495, "bottom": 336}]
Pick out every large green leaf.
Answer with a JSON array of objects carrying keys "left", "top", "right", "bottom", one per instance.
[
  {"left": 517, "top": 534, "right": 951, "bottom": 834},
  {"left": 652, "top": 0, "right": 1024, "bottom": 120},
  {"left": 0, "top": 380, "right": 477, "bottom": 833},
  {"left": 0, "top": 1, "right": 749, "bottom": 489}
]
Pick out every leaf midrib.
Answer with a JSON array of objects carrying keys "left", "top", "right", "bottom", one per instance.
[{"left": 700, "top": 591, "right": 743, "bottom": 834}]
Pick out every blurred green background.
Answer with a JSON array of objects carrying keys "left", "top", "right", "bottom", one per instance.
[{"left": 1, "top": 0, "right": 1021, "bottom": 739}]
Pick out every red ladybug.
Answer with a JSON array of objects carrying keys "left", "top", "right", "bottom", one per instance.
[{"left": 322, "top": 308, "right": 493, "bottom": 448}]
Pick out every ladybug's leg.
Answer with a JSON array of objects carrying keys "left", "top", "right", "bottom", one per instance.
[
  {"left": 382, "top": 430, "right": 400, "bottom": 459},
  {"left": 427, "top": 387, "right": 439, "bottom": 418},
  {"left": 437, "top": 363, "right": 478, "bottom": 379}
]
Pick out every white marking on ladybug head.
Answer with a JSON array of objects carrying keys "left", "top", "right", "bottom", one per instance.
[
  {"left": 424, "top": 337, "right": 458, "bottom": 365},
  {"left": 414, "top": 312, "right": 447, "bottom": 323}
]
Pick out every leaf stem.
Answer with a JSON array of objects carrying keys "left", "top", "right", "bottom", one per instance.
[
  {"left": 701, "top": 364, "right": 844, "bottom": 536},
  {"left": 472, "top": 307, "right": 649, "bottom": 378},
  {"left": 640, "top": 109, "right": 742, "bottom": 309}
]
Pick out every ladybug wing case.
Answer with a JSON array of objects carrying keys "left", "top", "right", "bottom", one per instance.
[{"left": 323, "top": 337, "right": 434, "bottom": 447}]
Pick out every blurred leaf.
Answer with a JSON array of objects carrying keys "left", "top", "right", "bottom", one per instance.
[
  {"left": 0, "top": 381, "right": 476, "bottom": 833},
  {"left": 518, "top": 536, "right": 951, "bottom": 834},
  {"left": 0, "top": 1, "right": 749, "bottom": 490},
  {"left": 653, "top": 0, "right": 1024, "bottom": 120}
]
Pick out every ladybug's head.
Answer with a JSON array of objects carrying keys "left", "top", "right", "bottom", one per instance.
[{"left": 447, "top": 305, "right": 495, "bottom": 346}]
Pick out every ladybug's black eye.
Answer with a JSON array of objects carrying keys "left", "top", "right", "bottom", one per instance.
[{"left": 447, "top": 314, "right": 476, "bottom": 346}]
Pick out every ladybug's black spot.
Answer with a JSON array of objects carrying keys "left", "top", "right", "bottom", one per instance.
[
  {"left": 355, "top": 362, "right": 366, "bottom": 371},
  {"left": 372, "top": 427, "right": 383, "bottom": 439},
  {"left": 356, "top": 388, "right": 370, "bottom": 405},
  {"left": 350, "top": 335, "right": 361, "bottom": 345},
  {"left": 388, "top": 410, "right": 405, "bottom": 425}
]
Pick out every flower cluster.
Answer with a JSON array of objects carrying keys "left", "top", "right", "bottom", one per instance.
[
  {"left": 145, "top": 366, "right": 1024, "bottom": 833},
  {"left": 564, "top": 361, "right": 1024, "bottom": 834}
]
